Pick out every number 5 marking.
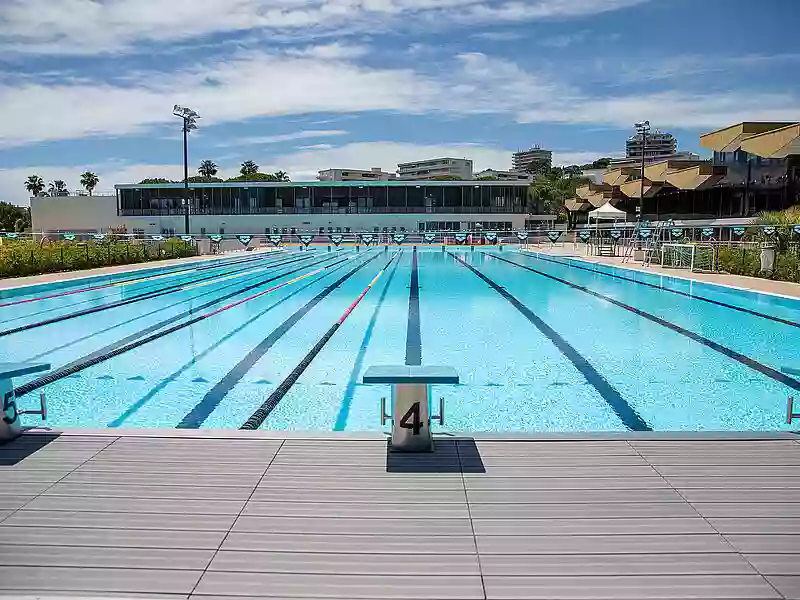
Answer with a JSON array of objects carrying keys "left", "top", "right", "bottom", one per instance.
[{"left": 399, "top": 402, "right": 423, "bottom": 435}]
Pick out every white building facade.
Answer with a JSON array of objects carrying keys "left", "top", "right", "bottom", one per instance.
[
  {"left": 511, "top": 147, "right": 552, "bottom": 175},
  {"left": 317, "top": 167, "right": 396, "bottom": 181},
  {"left": 626, "top": 131, "right": 678, "bottom": 160},
  {"left": 396, "top": 158, "right": 473, "bottom": 180}
]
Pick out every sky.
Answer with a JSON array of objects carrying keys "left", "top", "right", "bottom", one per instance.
[{"left": 1, "top": 0, "right": 798, "bottom": 205}]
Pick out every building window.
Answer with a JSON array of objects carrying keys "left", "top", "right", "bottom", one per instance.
[
  {"left": 200, "top": 227, "right": 206, "bottom": 236},
  {"left": 219, "top": 227, "right": 225, "bottom": 234}
]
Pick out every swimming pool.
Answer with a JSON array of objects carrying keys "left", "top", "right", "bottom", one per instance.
[{"left": 2, "top": 246, "right": 798, "bottom": 432}]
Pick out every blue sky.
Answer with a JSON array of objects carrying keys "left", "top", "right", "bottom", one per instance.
[{"left": 1, "top": 0, "right": 798, "bottom": 204}]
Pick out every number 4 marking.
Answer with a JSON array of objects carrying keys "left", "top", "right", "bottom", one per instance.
[{"left": 399, "top": 402, "right": 423, "bottom": 435}]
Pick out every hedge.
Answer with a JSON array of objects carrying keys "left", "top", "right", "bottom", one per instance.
[{"left": 0, "top": 238, "right": 197, "bottom": 279}]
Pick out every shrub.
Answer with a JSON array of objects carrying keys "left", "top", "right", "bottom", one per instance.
[{"left": 0, "top": 238, "right": 197, "bottom": 279}]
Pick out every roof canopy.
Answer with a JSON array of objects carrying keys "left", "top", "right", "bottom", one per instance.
[{"left": 699, "top": 122, "right": 796, "bottom": 153}]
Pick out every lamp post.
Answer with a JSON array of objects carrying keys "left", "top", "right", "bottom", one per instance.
[
  {"left": 634, "top": 120, "right": 650, "bottom": 211},
  {"left": 173, "top": 105, "right": 200, "bottom": 234}
]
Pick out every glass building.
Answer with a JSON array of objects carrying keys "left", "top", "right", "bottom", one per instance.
[{"left": 115, "top": 181, "right": 530, "bottom": 217}]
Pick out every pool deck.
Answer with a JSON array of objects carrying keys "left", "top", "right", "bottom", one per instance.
[
  {"left": 2, "top": 431, "right": 800, "bottom": 599},
  {"left": 529, "top": 245, "right": 800, "bottom": 299}
]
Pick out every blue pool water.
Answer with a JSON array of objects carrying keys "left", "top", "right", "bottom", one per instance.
[{"left": 1, "top": 247, "right": 798, "bottom": 432}]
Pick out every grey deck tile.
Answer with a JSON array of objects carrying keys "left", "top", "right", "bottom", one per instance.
[
  {"left": 222, "top": 532, "right": 477, "bottom": 554},
  {"left": 96, "top": 447, "right": 278, "bottom": 460},
  {"left": 472, "top": 517, "right": 715, "bottom": 536},
  {"left": 0, "top": 565, "right": 202, "bottom": 595},
  {"left": 232, "top": 515, "right": 473, "bottom": 536},
  {"left": 193, "top": 571, "right": 484, "bottom": 599},
  {"left": 692, "top": 503, "right": 800, "bottom": 518},
  {"left": 463, "top": 465, "right": 659, "bottom": 477},
  {"left": 0, "top": 510, "right": 10, "bottom": 522},
  {"left": 680, "top": 489, "right": 800, "bottom": 503},
  {"left": 0, "top": 496, "right": 32, "bottom": 511},
  {"left": 463, "top": 476, "right": 670, "bottom": 490},
  {"left": 657, "top": 465, "right": 800, "bottom": 477},
  {"left": 0, "top": 545, "right": 215, "bottom": 569},
  {"left": 250, "top": 487, "right": 466, "bottom": 504},
  {"left": 481, "top": 574, "right": 780, "bottom": 599},
  {"left": 44, "top": 482, "right": 255, "bottom": 500},
  {"left": 765, "top": 575, "right": 800, "bottom": 600},
  {"left": 644, "top": 454, "right": 800, "bottom": 466},
  {"left": 262, "top": 464, "right": 467, "bottom": 477},
  {"left": 466, "top": 488, "right": 685, "bottom": 504},
  {"left": 717, "top": 535, "right": 800, "bottom": 554},
  {"left": 708, "top": 517, "right": 800, "bottom": 534},
  {"left": 468, "top": 502, "right": 698, "bottom": 519},
  {"left": 81, "top": 460, "right": 268, "bottom": 475},
  {"left": 630, "top": 441, "right": 798, "bottom": 452},
  {"left": 3, "top": 592, "right": 186, "bottom": 599},
  {"left": 24, "top": 496, "right": 247, "bottom": 515},
  {"left": 257, "top": 476, "right": 464, "bottom": 490},
  {"left": 0, "top": 525, "right": 226, "bottom": 549},
  {"left": 0, "top": 481, "right": 51, "bottom": 495},
  {"left": 208, "top": 550, "right": 480, "bottom": 575},
  {"left": 479, "top": 553, "right": 756, "bottom": 576},
  {"left": 241, "top": 501, "right": 469, "bottom": 519},
  {"left": 476, "top": 534, "right": 735, "bottom": 555},
  {"left": 63, "top": 470, "right": 263, "bottom": 487},
  {"left": 3, "top": 459, "right": 89, "bottom": 470},
  {"left": 470, "top": 441, "right": 637, "bottom": 456},
  {"left": 3, "top": 509, "right": 236, "bottom": 531},
  {"left": 744, "top": 554, "right": 800, "bottom": 575},
  {"left": 462, "top": 454, "right": 649, "bottom": 467},
  {"left": 669, "top": 477, "right": 800, "bottom": 489},
  {"left": 0, "top": 469, "right": 70, "bottom": 483}
]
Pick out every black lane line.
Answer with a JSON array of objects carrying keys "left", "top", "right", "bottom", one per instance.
[
  {"left": 0, "top": 251, "right": 299, "bottom": 338},
  {"left": 520, "top": 251, "right": 800, "bottom": 329},
  {"left": 23, "top": 253, "right": 322, "bottom": 364},
  {"left": 176, "top": 251, "right": 383, "bottom": 429},
  {"left": 240, "top": 252, "right": 399, "bottom": 431},
  {"left": 107, "top": 255, "right": 356, "bottom": 428},
  {"left": 492, "top": 253, "right": 800, "bottom": 393},
  {"left": 405, "top": 248, "right": 422, "bottom": 366},
  {"left": 52, "top": 253, "right": 329, "bottom": 374},
  {"left": 12, "top": 253, "right": 348, "bottom": 399},
  {"left": 449, "top": 252, "right": 651, "bottom": 431}
]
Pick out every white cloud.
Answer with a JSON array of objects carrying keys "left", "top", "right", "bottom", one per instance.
[
  {"left": 0, "top": 0, "right": 651, "bottom": 56},
  {"left": 216, "top": 129, "right": 349, "bottom": 147},
  {"left": 472, "top": 31, "right": 524, "bottom": 41}
]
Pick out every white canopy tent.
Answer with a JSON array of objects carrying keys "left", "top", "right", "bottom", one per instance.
[{"left": 588, "top": 201, "right": 629, "bottom": 222}]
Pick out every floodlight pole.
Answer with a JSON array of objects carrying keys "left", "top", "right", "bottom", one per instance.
[
  {"left": 183, "top": 120, "right": 189, "bottom": 234},
  {"left": 635, "top": 120, "right": 650, "bottom": 214}
]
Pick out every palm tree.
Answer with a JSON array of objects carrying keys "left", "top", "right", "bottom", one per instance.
[
  {"left": 80, "top": 171, "right": 99, "bottom": 196},
  {"left": 48, "top": 180, "right": 69, "bottom": 197},
  {"left": 274, "top": 170, "right": 290, "bottom": 182},
  {"left": 198, "top": 160, "right": 218, "bottom": 178},
  {"left": 25, "top": 175, "right": 45, "bottom": 197},
  {"left": 240, "top": 160, "right": 259, "bottom": 177}
]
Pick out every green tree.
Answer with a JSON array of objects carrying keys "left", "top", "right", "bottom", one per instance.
[
  {"left": 187, "top": 175, "right": 223, "bottom": 183},
  {"left": 14, "top": 217, "right": 25, "bottom": 232},
  {"left": 25, "top": 174, "right": 45, "bottom": 197},
  {"left": 138, "top": 178, "right": 173, "bottom": 184},
  {"left": 48, "top": 180, "right": 69, "bottom": 196},
  {"left": 80, "top": 171, "right": 99, "bottom": 196},
  {"left": 592, "top": 157, "right": 613, "bottom": 169},
  {"left": 0, "top": 202, "right": 31, "bottom": 231},
  {"left": 198, "top": 160, "right": 219, "bottom": 178},
  {"left": 240, "top": 160, "right": 259, "bottom": 177},
  {"left": 476, "top": 175, "right": 499, "bottom": 181},
  {"left": 274, "top": 170, "right": 290, "bottom": 182}
]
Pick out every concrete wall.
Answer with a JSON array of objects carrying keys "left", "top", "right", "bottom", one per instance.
[
  {"left": 30, "top": 195, "right": 122, "bottom": 233},
  {"left": 31, "top": 194, "right": 542, "bottom": 234}
]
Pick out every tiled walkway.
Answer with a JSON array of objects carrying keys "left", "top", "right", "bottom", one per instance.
[{"left": 1, "top": 433, "right": 799, "bottom": 599}]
